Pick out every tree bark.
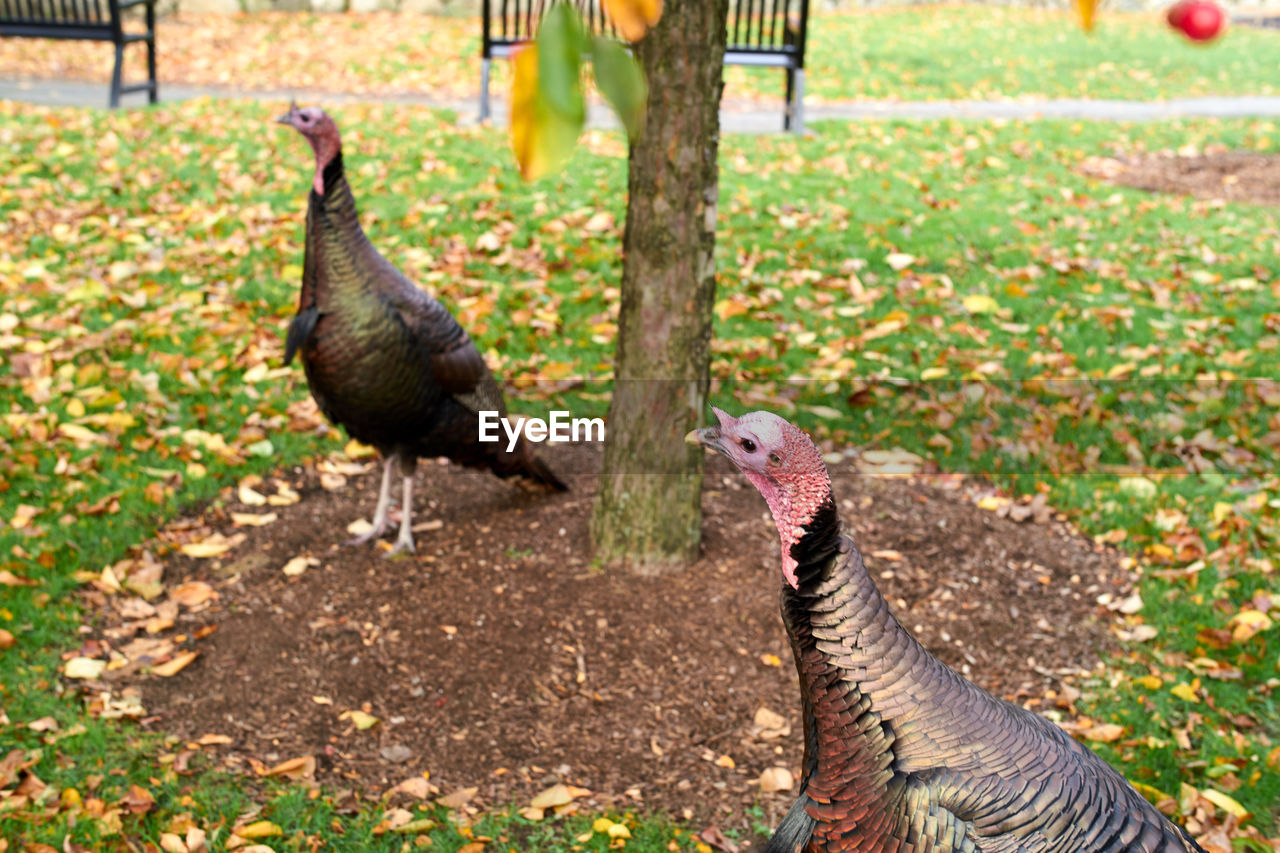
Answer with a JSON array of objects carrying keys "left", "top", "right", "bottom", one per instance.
[{"left": 589, "top": 0, "right": 729, "bottom": 572}]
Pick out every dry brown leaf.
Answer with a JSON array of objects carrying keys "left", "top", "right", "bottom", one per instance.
[
  {"left": 388, "top": 776, "right": 435, "bottom": 800},
  {"left": 170, "top": 581, "right": 215, "bottom": 607},
  {"left": 437, "top": 786, "right": 479, "bottom": 809},
  {"left": 264, "top": 755, "right": 315, "bottom": 780}
]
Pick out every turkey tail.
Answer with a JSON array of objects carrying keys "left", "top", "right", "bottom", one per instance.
[
  {"left": 484, "top": 439, "right": 568, "bottom": 492},
  {"left": 517, "top": 447, "right": 569, "bottom": 492},
  {"left": 762, "top": 796, "right": 817, "bottom": 853}
]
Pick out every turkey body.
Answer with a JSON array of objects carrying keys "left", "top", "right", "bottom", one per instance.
[
  {"left": 283, "top": 149, "right": 564, "bottom": 551},
  {"left": 686, "top": 409, "right": 1204, "bottom": 853},
  {"left": 772, "top": 500, "right": 1206, "bottom": 853}
]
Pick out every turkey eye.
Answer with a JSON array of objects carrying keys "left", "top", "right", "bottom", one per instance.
[{"left": 740, "top": 439, "right": 756, "bottom": 453}]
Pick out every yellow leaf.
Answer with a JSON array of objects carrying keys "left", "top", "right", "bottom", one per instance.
[
  {"left": 1229, "top": 609, "right": 1273, "bottom": 643},
  {"left": 236, "top": 820, "right": 283, "bottom": 839},
  {"left": 1201, "top": 789, "right": 1249, "bottom": 818},
  {"left": 920, "top": 367, "right": 949, "bottom": 380},
  {"left": 1170, "top": 682, "right": 1199, "bottom": 702},
  {"left": 962, "top": 294, "right": 1000, "bottom": 315},
  {"left": 510, "top": 45, "right": 581, "bottom": 181},
  {"left": 345, "top": 440, "right": 378, "bottom": 459},
  {"left": 64, "top": 657, "right": 107, "bottom": 679},
  {"left": 151, "top": 650, "right": 199, "bottom": 677},
  {"left": 282, "top": 556, "right": 319, "bottom": 577},
  {"left": 341, "top": 709, "right": 380, "bottom": 730},
  {"left": 231, "top": 512, "right": 277, "bottom": 527},
  {"left": 602, "top": 0, "right": 662, "bottom": 41},
  {"left": 1075, "top": 0, "right": 1099, "bottom": 31},
  {"left": 238, "top": 484, "right": 267, "bottom": 506},
  {"left": 607, "top": 824, "right": 631, "bottom": 839},
  {"left": 1211, "top": 501, "right": 1233, "bottom": 524},
  {"left": 1138, "top": 675, "right": 1163, "bottom": 690}
]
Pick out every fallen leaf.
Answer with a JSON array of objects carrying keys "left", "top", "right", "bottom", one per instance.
[
  {"left": 437, "top": 786, "right": 479, "bottom": 809},
  {"left": 340, "top": 709, "right": 380, "bottom": 730},
  {"left": 231, "top": 512, "right": 277, "bottom": 527},
  {"left": 282, "top": 556, "right": 319, "bottom": 577},
  {"left": 265, "top": 755, "right": 315, "bottom": 780},
  {"left": 235, "top": 820, "right": 283, "bottom": 839},
  {"left": 171, "top": 581, "right": 216, "bottom": 607},
  {"left": 64, "top": 657, "right": 107, "bottom": 679},
  {"left": 151, "top": 650, "right": 199, "bottom": 677},
  {"left": 529, "top": 782, "right": 591, "bottom": 809},
  {"left": 758, "top": 766, "right": 794, "bottom": 793},
  {"left": 1081, "top": 723, "right": 1125, "bottom": 743}
]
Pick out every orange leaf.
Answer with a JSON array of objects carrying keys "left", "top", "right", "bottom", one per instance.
[{"left": 603, "top": 0, "right": 663, "bottom": 41}]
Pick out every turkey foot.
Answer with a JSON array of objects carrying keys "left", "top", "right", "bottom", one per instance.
[
  {"left": 345, "top": 456, "right": 395, "bottom": 547},
  {"left": 384, "top": 474, "right": 416, "bottom": 557}
]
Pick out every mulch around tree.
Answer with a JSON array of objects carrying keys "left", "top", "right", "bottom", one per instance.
[
  {"left": 83, "top": 443, "right": 1135, "bottom": 835},
  {"left": 1083, "top": 150, "right": 1280, "bottom": 207}
]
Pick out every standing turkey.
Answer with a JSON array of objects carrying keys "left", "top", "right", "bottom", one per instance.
[
  {"left": 688, "top": 407, "right": 1207, "bottom": 853},
  {"left": 277, "top": 104, "right": 566, "bottom": 555}
]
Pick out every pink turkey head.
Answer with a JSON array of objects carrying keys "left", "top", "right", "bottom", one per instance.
[
  {"left": 687, "top": 407, "right": 832, "bottom": 588},
  {"left": 276, "top": 101, "right": 341, "bottom": 195}
]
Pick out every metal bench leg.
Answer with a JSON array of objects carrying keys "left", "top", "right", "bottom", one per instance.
[
  {"left": 790, "top": 69, "right": 805, "bottom": 135},
  {"left": 480, "top": 57, "right": 492, "bottom": 122},
  {"left": 110, "top": 42, "right": 125, "bottom": 108},
  {"left": 146, "top": 2, "right": 158, "bottom": 104},
  {"left": 147, "top": 37, "right": 158, "bottom": 103},
  {"left": 784, "top": 67, "right": 794, "bottom": 132}
]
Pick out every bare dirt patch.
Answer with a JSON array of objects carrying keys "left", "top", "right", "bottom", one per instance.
[
  {"left": 83, "top": 444, "right": 1133, "bottom": 834},
  {"left": 1082, "top": 151, "right": 1280, "bottom": 207}
]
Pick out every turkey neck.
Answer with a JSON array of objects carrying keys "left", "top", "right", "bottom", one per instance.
[
  {"left": 779, "top": 500, "right": 937, "bottom": 837},
  {"left": 304, "top": 152, "right": 382, "bottom": 309}
]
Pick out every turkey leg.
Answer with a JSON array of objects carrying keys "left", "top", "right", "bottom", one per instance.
[
  {"left": 346, "top": 455, "right": 395, "bottom": 546},
  {"left": 388, "top": 473, "right": 416, "bottom": 556}
]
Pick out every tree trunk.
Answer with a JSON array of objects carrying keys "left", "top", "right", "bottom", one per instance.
[{"left": 588, "top": 0, "right": 729, "bottom": 572}]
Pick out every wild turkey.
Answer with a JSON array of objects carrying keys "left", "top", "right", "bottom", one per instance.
[
  {"left": 688, "top": 407, "right": 1207, "bottom": 853},
  {"left": 276, "top": 103, "right": 566, "bottom": 555}
]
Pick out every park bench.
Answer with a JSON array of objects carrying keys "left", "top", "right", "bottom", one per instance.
[
  {"left": 480, "top": 0, "right": 811, "bottom": 132},
  {"left": 0, "top": 0, "right": 158, "bottom": 108}
]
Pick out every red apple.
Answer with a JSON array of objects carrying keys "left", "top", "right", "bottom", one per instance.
[{"left": 1169, "top": 0, "right": 1226, "bottom": 42}]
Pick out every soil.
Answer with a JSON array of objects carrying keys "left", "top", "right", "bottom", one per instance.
[
  {"left": 86, "top": 444, "right": 1135, "bottom": 836},
  {"left": 1082, "top": 150, "right": 1280, "bottom": 207}
]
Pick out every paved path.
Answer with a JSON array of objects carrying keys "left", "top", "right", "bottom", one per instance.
[{"left": 6, "top": 76, "right": 1280, "bottom": 131}]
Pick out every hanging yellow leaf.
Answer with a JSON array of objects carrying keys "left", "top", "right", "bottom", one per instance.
[
  {"left": 603, "top": 0, "right": 663, "bottom": 42},
  {"left": 1075, "top": 0, "right": 1099, "bottom": 31},
  {"left": 510, "top": 45, "right": 583, "bottom": 181}
]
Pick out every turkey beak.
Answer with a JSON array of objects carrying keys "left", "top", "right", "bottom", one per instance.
[
  {"left": 685, "top": 425, "right": 726, "bottom": 455},
  {"left": 275, "top": 100, "right": 299, "bottom": 125}
]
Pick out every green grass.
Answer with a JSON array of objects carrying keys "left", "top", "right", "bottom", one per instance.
[
  {"left": 734, "top": 6, "right": 1280, "bottom": 102},
  {"left": 1, "top": 98, "right": 1278, "bottom": 847}
]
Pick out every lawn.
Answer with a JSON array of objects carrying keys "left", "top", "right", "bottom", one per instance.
[
  {"left": 1, "top": 98, "right": 1278, "bottom": 849},
  {"left": 2, "top": 6, "right": 1280, "bottom": 104}
]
